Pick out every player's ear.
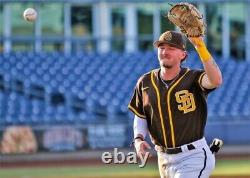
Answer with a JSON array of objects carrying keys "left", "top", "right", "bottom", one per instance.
[{"left": 181, "top": 51, "right": 187, "bottom": 62}]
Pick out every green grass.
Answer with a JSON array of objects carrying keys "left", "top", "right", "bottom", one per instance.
[
  {"left": 212, "top": 159, "right": 250, "bottom": 176},
  {"left": 0, "top": 159, "right": 249, "bottom": 178},
  {"left": 0, "top": 164, "right": 159, "bottom": 178}
]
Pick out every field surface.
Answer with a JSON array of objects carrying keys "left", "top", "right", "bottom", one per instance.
[{"left": 0, "top": 159, "right": 250, "bottom": 178}]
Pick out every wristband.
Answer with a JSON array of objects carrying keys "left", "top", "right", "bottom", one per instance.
[
  {"left": 134, "top": 136, "right": 144, "bottom": 141},
  {"left": 193, "top": 39, "right": 212, "bottom": 62},
  {"left": 196, "top": 45, "right": 212, "bottom": 62},
  {"left": 130, "top": 136, "right": 144, "bottom": 148}
]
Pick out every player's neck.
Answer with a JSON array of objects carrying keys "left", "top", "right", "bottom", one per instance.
[{"left": 160, "top": 66, "right": 181, "bottom": 81}]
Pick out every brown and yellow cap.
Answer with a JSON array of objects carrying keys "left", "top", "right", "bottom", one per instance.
[{"left": 153, "top": 31, "right": 186, "bottom": 50}]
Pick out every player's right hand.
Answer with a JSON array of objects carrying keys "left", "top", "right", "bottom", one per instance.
[{"left": 134, "top": 140, "right": 152, "bottom": 157}]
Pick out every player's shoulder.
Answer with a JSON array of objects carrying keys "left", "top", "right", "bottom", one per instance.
[
  {"left": 188, "top": 68, "right": 205, "bottom": 76},
  {"left": 137, "top": 68, "right": 158, "bottom": 83}
]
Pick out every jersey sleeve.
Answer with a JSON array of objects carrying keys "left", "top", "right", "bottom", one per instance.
[
  {"left": 128, "top": 78, "right": 146, "bottom": 119},
  {"left": 196, "top": 70, "right": 216, "bottom": 95}
]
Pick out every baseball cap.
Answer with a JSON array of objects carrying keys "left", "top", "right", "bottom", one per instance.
[{"left": 153, "top": 31, "right": 186, "bottom": 50}]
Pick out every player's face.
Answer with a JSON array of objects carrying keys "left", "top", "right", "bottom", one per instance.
[{"left": 158, "top": 44, "right": 186, "bottom": 69}]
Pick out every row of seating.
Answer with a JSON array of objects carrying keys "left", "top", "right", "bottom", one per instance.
[{"left": 0, "top": 51, "right": 250, "bottom": 127}]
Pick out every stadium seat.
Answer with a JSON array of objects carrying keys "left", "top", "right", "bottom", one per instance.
[{"left": 0, "top": 51, "right": 250, "bottom": 126}]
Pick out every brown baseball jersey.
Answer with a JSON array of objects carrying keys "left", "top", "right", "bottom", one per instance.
[{"left": 128, "top": 67, "right": 215, "bottom": 148}]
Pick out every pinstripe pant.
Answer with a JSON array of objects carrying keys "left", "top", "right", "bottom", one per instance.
[{"left": 156, "top": 138, "right": 215, "bottom": 178}]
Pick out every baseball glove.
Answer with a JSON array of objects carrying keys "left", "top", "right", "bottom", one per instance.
[{"left": 167, "top": 3, "right": 206, "bottom": 37}]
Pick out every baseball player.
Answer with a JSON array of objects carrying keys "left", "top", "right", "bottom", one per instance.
[{"left": 128, "top": 30, "right": 223, "bottom": 178}]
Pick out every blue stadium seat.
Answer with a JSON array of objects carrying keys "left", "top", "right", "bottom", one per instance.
[{"left": 1, "top": 51, "right": 250, "bottom": 126}]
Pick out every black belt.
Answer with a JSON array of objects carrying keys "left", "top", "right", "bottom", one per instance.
[{"left": 163, "top": 144, "right": 195, "bottom": 154}]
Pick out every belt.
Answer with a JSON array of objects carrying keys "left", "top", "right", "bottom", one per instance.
[{"left": 163, "top": 144, "right": 196, "bottom": 154}]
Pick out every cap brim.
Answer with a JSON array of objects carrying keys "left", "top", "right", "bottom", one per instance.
[{"left": 153, "top": 40, "right": 184, "bottom": 50}]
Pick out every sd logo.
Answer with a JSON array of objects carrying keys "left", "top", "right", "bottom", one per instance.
[{"left": 175, "top": 90, "right": 196, "bottom": 114}]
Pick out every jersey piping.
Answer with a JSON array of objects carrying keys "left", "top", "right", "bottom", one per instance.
[
  {"left": 167, "top": 69, "right": 190, "bottom": 147},
  {"left": 128, "top": 105, "right": 146, "bottom": 119},
  {"left": 151, "top": 71, "right": 168, "bottom": 147}
]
